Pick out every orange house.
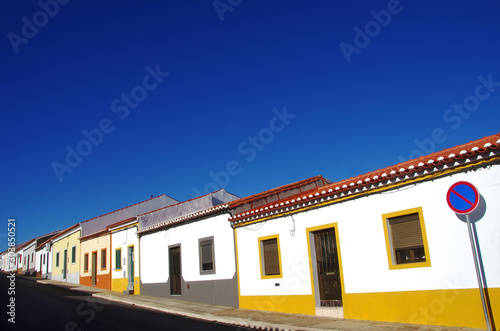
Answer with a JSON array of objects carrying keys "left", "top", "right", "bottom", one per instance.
[
  {"left": 78, "top": 194, "right": 178, "bottom": 289},
  {"left": 79, "top": 229, "right": 111, "bottom": 289}
]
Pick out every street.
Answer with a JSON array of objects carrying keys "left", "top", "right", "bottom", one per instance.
[{"left": 0, "top": 273, "right": 250, "bottom": 331}]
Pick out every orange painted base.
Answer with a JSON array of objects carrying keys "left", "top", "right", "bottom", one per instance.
[{"left": 80, "top": 273, "right": 111, "bottom": 290}]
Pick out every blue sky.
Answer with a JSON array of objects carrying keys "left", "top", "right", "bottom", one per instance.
[{"left": 1, "top": 0, "right": 499, "bottom": 250}]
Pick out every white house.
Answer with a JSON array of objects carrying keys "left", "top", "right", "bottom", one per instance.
[
  {"left": 36, "top": 239, "right": 53, "bottom": 279},
  {"left": 109, "top": 217, "right": 141, "bottom": 294},
  {"left": 231, "top": 132, "right": 500, "bottom": 330},
  {"left": 138, "top": 190, "right": 240, "bottom": 306},
  {"left": 35, "top": 230, "right": 61, "bottom": 278},
  {"left": 21, "top": 239, "right": 36, "bottom": 275}
]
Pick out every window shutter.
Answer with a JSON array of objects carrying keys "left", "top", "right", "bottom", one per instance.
[
  {"left": 263, "top": 238, "right": 280, "bottom": 275},
  {"left": 390, "top": 213, "right": 423, "bottom": 249}
]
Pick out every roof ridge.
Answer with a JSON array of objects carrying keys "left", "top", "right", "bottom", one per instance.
[
  {"left": 81, "top": 194, "right": 169, "bottom": 224},
  {"left": 137, "top": 190, "right": 226, "bottom": 217},
  {"left": 228, "top": 175, "right": 328, "bottom": 207},
  {"left": 230, "top": 131, "right": 500, "bottom": 223},
  {"left": 138, "top": 204, "right": 230, "bottom": 235}
]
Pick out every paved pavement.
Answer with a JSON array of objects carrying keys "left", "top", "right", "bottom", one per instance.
[{"left": 32, "top": 277, "right": 482, "bottom": 331}]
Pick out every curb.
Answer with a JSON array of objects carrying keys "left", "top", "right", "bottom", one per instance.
[{"left": 91, "top": 293, "right": 326, "bottom": 331}]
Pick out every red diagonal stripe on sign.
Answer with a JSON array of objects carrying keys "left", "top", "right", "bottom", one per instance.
[{"left": 451, "top": 188, "right": 474, "bottom": 206}]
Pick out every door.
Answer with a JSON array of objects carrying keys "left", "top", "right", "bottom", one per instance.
[
  {"left": 46, "top": 253, "right": 49, "bottom": 275},
  {"left": 91, "top": 252, "right": 97, "bottom": 286},
  {"left": 127, "top": 246, "right": 135, "bottom": 292},
  {"left": 314, "top": 228, "right": 342, "bottom": 307},
  {"left": 169, "top": 246, "right": 181, "bottom": 295},
  {"left": 63, "top": 249, "right": 67, "bottom": 280}
]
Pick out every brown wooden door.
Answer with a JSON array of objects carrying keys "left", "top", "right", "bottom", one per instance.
[
  {"left": 314, "top": 228, "right": 342, "bottom": 307},
  {"left": 91, "top": 252, "right": 97, "bottom": 286},
  {"left": 169, "top": 246, "right": 181, "bottom": 295}
]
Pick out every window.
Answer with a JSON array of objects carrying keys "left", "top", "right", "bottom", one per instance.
[
  {"left": 71, "top": 246, "right": 76, "bottom": 264},
  {"left": 101, "top": 249, "right": 106, "bottom": 270},
  {"left": 32, "top": 253, "right": 34, "bottom": 263},
  {"left": 115, "top": 248, "right": 122, "bottom": 270},
  {"left": 55, "top": 252, "right": 60, "bottom": 268},
  {"left": 199, "top": 237, "right": 215, "bottom": 274},
  {"left": 43, "top": 254, "right": 45, "bottom": 264},
  {"left": 382, "top": 207, "right": 431, "bottom": 270},
  {"left": 258, "top": 235, "right": 282, "bottom": 278},
  {"left": 84, "top": 253, "right": 89, "bottom": 272}
]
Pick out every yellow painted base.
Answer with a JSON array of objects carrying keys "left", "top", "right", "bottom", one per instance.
[
  {"left": 344, "top": 287, "right": 499, "bottom": 330},
  {"left": 111, "top": 277, "right": 140, "bottom": 295},
  {"left": 239, "top": 294, "right": 315, "bottom": 315},
  {"left": 238, "top": 288, "right": 499, "bottom": 330}
]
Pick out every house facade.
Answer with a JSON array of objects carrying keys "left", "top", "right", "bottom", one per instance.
[
  {"left": 110, "top": 218, "right": 140, "bottom": 294},
  {"left": 32, "top": 231, "right": 61, "bottom": 277},
  {"left": 2, "top": 248, "right": 17, "bottom": 273},
  {"left": 79, "top": 194, "right": 178, "bottom": 290},
  {"left": 231, "top": 133, "right": 500, "bottom": 330},
  {"left": 138, "top": 190, "right": 240, "bottom": 306},
  {"left": 21, "top": 240, "right": 36, "bottom": 275},
  {"left": 0, "top": 251, "right": 6, "bottom": 271},
  {"left": 79, "top": 230, "right": 111, "bottom": 289},
  {"left": 36, "top": 239, "right": 54, "bottom": 279},
  {"left": 15, "top": 243, "right": 27, "bottom": 274},
  {"left": 51, "top": 224, "right": 81, "bottom": 283}
]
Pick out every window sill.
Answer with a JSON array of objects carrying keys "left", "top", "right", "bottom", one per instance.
[
  {"left": 261, "top": 274, "right": 283, "bottom": 279},
  {"left": 388, "top": 260, "right": 431, "bottom": 270}
]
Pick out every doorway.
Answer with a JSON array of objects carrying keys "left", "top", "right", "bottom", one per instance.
[
  {"left": 169, "top": 246, "right": 181, "bottom": 295},
  {"left": 63, "top": 249, "right": 67, "bottom": 280},
  {"left": 46, "top": 252, "right": 49, "bottom": 275},
  {"left": 313, "top": 228, "right": 343, "bottom": 307},
  {"left": 127, "top": 246, "right": 135, "bottom": 293},
  {"left": 91, "top": 251, "right": 97, "bottom": 286}
]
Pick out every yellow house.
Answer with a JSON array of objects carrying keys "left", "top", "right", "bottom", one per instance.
[{"left": 51, "top": 224, "right": 81, "bottom": 284}]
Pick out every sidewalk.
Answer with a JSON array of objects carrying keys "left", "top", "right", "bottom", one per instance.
[{"left": 35, "top": 278, "right": 482, "bottom": 331}]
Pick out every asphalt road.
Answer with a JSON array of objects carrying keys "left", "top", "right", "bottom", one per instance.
[{"left": 0, "top": 273, "right": 251, "bottom": 331}]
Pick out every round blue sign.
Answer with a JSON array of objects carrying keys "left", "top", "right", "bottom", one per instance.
[{"left": 446, "top": 181, "right": 479, "bottom": 214}]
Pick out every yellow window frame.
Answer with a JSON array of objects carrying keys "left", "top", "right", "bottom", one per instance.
[
  {"left": 258, "top": 234, "right": 283, "bottom": 279},
  {"left": 382, "top": 206, "right": 431, "bottom": 270},
  {"left": 306, "top": 222, "right": 345, "bottom": 302}
]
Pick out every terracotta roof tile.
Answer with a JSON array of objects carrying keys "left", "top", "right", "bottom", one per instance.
[{"left": 230, "top": 132, "right": 500, "bottom": 225}]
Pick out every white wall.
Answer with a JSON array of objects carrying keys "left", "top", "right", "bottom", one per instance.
[
  {"left": 140, "top": 213, "right": 236, "bottom": 284},
  {"left": 16, "top": 251, "right": 22, "bottom": 270},
  {"left": 237, "top": 164, "right": 500, "bottom": 296},
  {"left": 35, "top": 250, "right": 43, "bottom": 273},
  {"left": 111, "top": 225, "right": 140, "bottom": 279},
  {"left": 36, "top": 246, "right": 52, "bottom": 276}
]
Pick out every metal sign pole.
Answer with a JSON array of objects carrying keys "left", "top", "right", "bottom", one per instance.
[{"left": 465, "top": 213, "right": 492, "bottom": 331}]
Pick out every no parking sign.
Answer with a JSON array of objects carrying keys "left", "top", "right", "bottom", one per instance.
[
  {"left": 446, "top": 181, "right": 479, "bottom": 214},
  {"left": 446, "top": 181, "right": 492, "bottom": 330}
]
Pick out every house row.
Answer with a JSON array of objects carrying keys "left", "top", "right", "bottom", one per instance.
[{"left": 1, "top": 132, "right": 499, "bottom": 330}]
